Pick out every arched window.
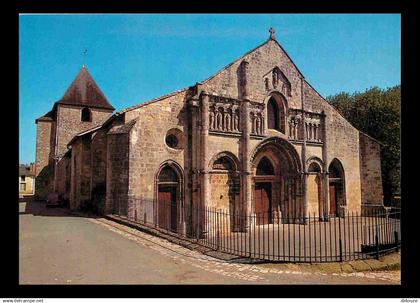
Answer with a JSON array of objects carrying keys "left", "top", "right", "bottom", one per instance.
[
  {"left": 256, "top": 156, "right": 274, "bottom": 175},
  {"left": 81, "top": 107, "right": 92, "bottom": 122},
  {"left": 267, "top": 95, "right": 286, "bottom": 133},
  {"left": 329, "top": 160, "right": 343, "bottom": 178},
  {"left": 267, "top": 97, "right": 279, "bottom": 130},
  {"left": 328, "top": 158, "right": 346, "bottom": 216}
]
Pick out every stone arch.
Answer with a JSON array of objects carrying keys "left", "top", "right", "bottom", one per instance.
[
  {"left": 256, "top": 156, "right": 275, "bottom": 176},
  {"left": 307, "top": 156, "right": 324, "bottom": 173},
  {"left": 208, "top": 151, "right": 240, "bottom": 172},
  {"left": 328, "top": 158, "right": 346, "bottom": 217},
  {"left": 155, "top": 160, "right": 184, "bottom": 232},
  {"left": 251, "top": 137, "right": 303, "bottom": 223},
  {"left": 251, "top": 137, "right": 301, "bottom": 173},
  {"left": 306, "top": 158, "right": 324, "bottom": 218},
  {"left": 264, "top": 91, "right": 288, "bottom": 134},
  {"left": 208, "top": 151, "right": 241, "bottom": 230}
]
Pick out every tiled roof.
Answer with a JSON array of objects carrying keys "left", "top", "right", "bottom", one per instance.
[
  {"left": 67, "top": 125, "right": 103, "bottom": 147},
  {"left": 107, "top": 118, "right": 137, "bottom": 134},
  {"left": 35, "top": 109, "right": 55, "bottom": 123},
  {"left": 57, "top": 66, "right": 114, "bottom": 110}
]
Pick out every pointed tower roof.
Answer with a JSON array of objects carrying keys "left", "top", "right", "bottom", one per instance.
[{"left": 57, "top": 65, "right": 114, "bottom": 110}]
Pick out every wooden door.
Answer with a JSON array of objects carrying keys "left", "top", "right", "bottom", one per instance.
[
  {"left": 254, "top": 182, "right": 272, "bottom": 225},
  {"left": 329, "top": 183, "right": 337, "bottom": 216},
  {"left": 158, "top": 186, "right": 177, "bottom": 231}
]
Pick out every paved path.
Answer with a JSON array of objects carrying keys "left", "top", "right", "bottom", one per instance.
[{"left": 19, "top": 202, "right": 400, "bottom": 285}]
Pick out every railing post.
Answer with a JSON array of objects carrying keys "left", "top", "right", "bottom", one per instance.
[
  {"left": 196, "top": 203, "right": 199, "bottom": 241},
  {"left": 216, "top": 211, "right": 220, "bottom": 250},
  {"left": 338, "top": 215, "right": 342, "bottom": 262},
  {"left": 375, "top": 234, "right": 380, "bottom": 260},
  {"left": 339, "top": 238, "right": 343, "bottom": 262},
  {"left": 394, "top": 230, "right": 399, "bottom": 252},
  {"left": 248, "top": 212, "right": 252, "bottom": 258}
]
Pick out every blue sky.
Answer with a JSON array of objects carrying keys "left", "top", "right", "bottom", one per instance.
[{"left": 19, "top": 14, "right": 401, "bottom": 164}]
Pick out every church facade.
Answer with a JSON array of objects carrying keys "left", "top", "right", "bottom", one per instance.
[{"left": 35, "top": 29, "right": 384, "bottom": 234}]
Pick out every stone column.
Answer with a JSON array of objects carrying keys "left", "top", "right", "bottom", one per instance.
[
  {"left": 239, "top": 60, "right": 250, "bottom": 99},
  {"left": 200, "top": 93, "right": 210, "bottom": 232},
  {"left": 241, "top": 100, "right": 252, "bottom": 223},
  {"left": 300, "top": 79, "right": 309, "bottom": 221},
  {"left": 321, "top": 111, "right": 330, "bottom": 220}
]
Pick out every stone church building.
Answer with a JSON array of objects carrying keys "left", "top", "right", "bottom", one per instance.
[{"left": 35, "top": 29, "right": 384, "bottom": 234}]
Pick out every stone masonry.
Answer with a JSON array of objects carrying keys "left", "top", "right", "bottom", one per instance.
[{"left": 35, "top": 29, "right": 385, "bottom": 233}]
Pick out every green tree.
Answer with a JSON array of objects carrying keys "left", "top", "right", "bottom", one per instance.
[{"left": 327, "top": 85, "right": 401, "bottom": 205}]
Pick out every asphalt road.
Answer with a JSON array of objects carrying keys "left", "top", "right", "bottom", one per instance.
[{"left": 19, "top": 201, "right": 400, "bottom": 285}]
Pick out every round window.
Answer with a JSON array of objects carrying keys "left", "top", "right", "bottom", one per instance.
[{"left": 165, "top": 134, "right": 179, "bottom": 148}]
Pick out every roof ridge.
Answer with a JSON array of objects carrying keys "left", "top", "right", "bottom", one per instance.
[{"left": 118, "top": 87, "right": 189, "bottom": 114}]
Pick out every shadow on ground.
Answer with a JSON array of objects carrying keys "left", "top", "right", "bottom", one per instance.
[{"left": 19, "top": 200, "right": 99, "bottom": 218}]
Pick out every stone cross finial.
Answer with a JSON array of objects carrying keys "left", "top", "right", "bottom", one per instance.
[{"left": 269, "top": 27, "right": 276, "bottom": 40}]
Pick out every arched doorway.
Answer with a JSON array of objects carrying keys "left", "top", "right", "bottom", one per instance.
[
  {"left": 254, "top": 156, "right": 275, "bottom": 224},
  {"left": 251, "top": 137, "right": 302, "bottom": 224},
  {"left": 156, "top": 163, "right": 183, "bottom": 232},
  {"left": 328, "top": 159, "right": 346, "bottom": 217}
]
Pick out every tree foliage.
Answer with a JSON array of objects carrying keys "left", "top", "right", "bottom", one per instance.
[{"left": 326, "top": 86, "right": 401, "bottom": 204}]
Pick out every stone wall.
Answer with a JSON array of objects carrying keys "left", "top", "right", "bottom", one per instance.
[
  {"left": 359, "top": 133, "right": 384, "bottom": 207},
  {"left": 56, "top": 104, "right": 112, "bottom": 157},
  {"left": 202, "top": 39, "right": 302, "bottom": 109},
  {"left": 106, "top": 132, "right": 129, "bottom": 216},
  {"left": 302, "top": 81, "right": 362, "bottom": 214},
  {"left": 34, "top": 120, "right": 54, "bottom": 199},
  {"left": 69, "top": 136, "right": 92, "bottom": 210},
  {"left": 126, "top": 91, "right": 188, "bottom": 221},
  {"left": 98, "top": 36, "right": 374, "bottom": 223},
  {"left": 209, "top": 173, "right": 240, "bottom": 210},
  {"left": 55, "top": 154, "right": 71, "bottom": 202},
  {"left": 91, "top": 128, "right": 108, "bottom": 214},
  {"left": 201, "top": 38, "right": 363, "bottom": 214},
  {"left": 307, "top": 174, "right": 321, "bottom": 216}
]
